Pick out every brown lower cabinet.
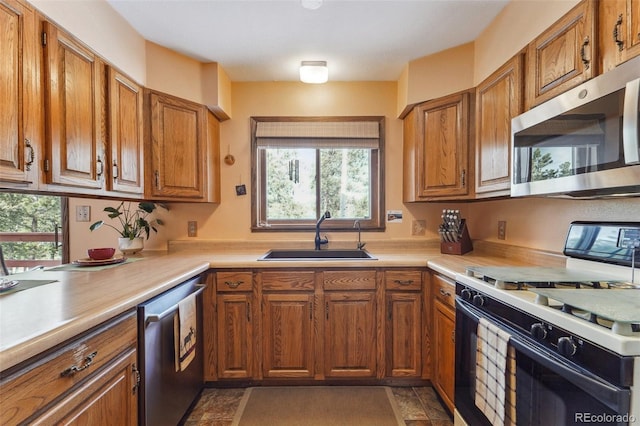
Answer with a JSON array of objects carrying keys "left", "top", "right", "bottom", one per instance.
[
  {"left": 206, "top": 268, "right": 429, "bottom": 383},
  {"left": 0, "top": 311, "right": 139, "bottom": 426},
  {"left": 432, "top": 273, "right": 456, "bottom": 413}
]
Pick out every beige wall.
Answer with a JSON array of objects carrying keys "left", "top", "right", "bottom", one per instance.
[
  {"left": 473, "top": 0, "right": 580, "bottom": 83},
  {"left": 164, "top": 81, "right": 426, "bottom": 243},
  {"left": 31, "top": 0, "right": 147, "bottom": 84},
  {"left": 45, "top": 0, "right": 639, "bottom": 259}
]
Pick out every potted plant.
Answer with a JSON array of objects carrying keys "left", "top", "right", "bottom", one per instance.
[{"left": 90, "top": 201, "right": 167, "bottom": 254}]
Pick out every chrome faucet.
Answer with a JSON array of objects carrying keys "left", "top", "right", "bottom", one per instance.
[
  {"left": 354, "top": 220, "right": 366, "bottom": 250},
  {"left": 315, "top": 211, "right": 331, "bottom": 250}
]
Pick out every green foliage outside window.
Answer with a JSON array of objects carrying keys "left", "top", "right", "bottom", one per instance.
[{"left": 0, "top": 193, "right": 62, "bottom": 264}]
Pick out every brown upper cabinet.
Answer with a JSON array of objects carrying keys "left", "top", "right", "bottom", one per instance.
[
  {"left": 600, "top": 0, "right": 640, "bottom": 72},
  {"left": 42, "top": 20, "right": 106, "bottom": 190},
  {"left": 475, "top": 53, "right": 524, "bottom": 197},
  {"left": 0, "top": 0, "right": 39, "bottom": 188},
  {"left": 403, "top": 90, "right": 473, "bottom": 201},
  {"left": 145, "top": 90, "right": 220, "bottom": 202},
  {"left": 525, "top": 0, "right": 597, "bottom": 110},
  {"left": 107, "top": 67, "right": 144, "bottom": 195}
]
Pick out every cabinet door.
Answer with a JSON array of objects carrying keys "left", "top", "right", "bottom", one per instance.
[
  {"left": 42, "top": 21, "right": 105, "bottom": 189},
  {"left": 475, "top": 54, "right": 523, "bottom": 196},
  {"left": 600, "top": 0, "right": 640, "bottom": 71},
  {"left": 416, "top": 92, "right": 470, "bottom": 198},
  {"left": 525, "top": 0, "right": 596, "bottom": 109},
  {"left": 217, "top": 293, "right": 253, "bottom": 379},
  {"left": 433, "top": 299, "right": 455, "bottom": 413},
  {"left": 146, "top": 91, "right": 206, "bottom": 199},
  {"left": 0, "top": 0, "right": 37, "bottom": 186},
  {"left": 33, "top": 349, "right": 139, "bottom": 425},
  {"left": 324, "top": 292, "right": 376, "bottom": 377},
  {"left": 386, "top": 292, "right": 421, "bottom": 377},
  {"left": 262, "top": 293, "right": 315, "bottom": 378},
  {"left": 108, "top": 67, "right": 144, "bottom": 194}
]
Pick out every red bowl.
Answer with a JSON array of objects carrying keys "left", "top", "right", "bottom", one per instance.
[{"left": 88, "top": 247, "right": 116, "bottom": 260}]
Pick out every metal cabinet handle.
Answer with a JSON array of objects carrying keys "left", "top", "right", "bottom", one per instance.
[
  {"left": 451, "top": 330, "right": 455, "bottom": 342},
  {"left": 461, "top": 169, "right": 466, "bottom": 187},
  {"left": 614, "top": 14, "right": 624, "bottom": 51},
  {"left": 439, "top": 287, "right": 451, "bottom": 297},
  {"left": 132, "top": 363, "right": 141, "bottom": 394},
  {"left": 96, "top": 157, "right": 104, "bottom": 177},
  {"left": 246, "top": 302, "right": 251, "bottom": 322},
  {"left": 225, "top": 280, "right": 244, "bottom": 289},
  {"left": 113, "top": 162, "right": 119, "bottom": 179},
  {"left": 325, "top": 302, "right": 329, "bottom": 320},
  {"left": 25, "top": 138, "right": 35, "bottom": 171},
  {"left": 580, "top": 36, "right": 590, "bottom": 69},
  {"left": 154, "top": 170, "right": 160, "bottom": 188},
  {"left": 60, "top": 351, "right": 98, "bottom": 377},
  {"left": 394, "top": 279, "right": 414, "bottom": 286}
]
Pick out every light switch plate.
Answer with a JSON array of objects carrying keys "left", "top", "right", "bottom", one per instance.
[{"left": 188, "top": 221, "right": 197, "bottom": 237}]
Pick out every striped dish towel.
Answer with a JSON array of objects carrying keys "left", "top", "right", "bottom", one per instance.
[{"left": 475, "top": 318, "right": 516, "bottom": 426}]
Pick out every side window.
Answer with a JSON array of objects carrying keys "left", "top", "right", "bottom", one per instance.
[{"left": 0, "top": 193, "right": 68, "bottom": 273}]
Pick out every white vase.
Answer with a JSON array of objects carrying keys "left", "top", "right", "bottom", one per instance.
[{"left": 118, "top": 237, "right": 144, "bottom": 255}]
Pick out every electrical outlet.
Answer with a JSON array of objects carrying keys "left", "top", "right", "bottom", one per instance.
[
  {"left": 76, "top": 205, "right": 91, "bottom": 222},
  {"left": 188, "top": 221, "right": 197, "bottom": 237},
  {"left": 411, "top": 220, "right": 426, "bottom": 236},
  {"left": 498, "top": 221, "right": 507, "bottom": 240}
]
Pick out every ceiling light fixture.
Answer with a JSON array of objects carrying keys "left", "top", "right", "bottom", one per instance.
[
  {"left": 299, "top": 61, "right": 328, "bottom": 84},
  {"left": 301, "top": 0, "right": 323, "bottom": 10}
]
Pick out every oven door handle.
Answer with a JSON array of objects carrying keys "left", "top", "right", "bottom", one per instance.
[{"left": 456, "top": 299, "right": 631, "bottom": 415}]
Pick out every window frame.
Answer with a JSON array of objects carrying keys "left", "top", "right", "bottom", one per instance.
[{"left": 250, "top": 116, "right": 385, "bottom": 232}]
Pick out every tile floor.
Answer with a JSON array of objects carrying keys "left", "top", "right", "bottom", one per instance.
[{"left": 184, "top": 386, "right": 453, "bottom": 426}]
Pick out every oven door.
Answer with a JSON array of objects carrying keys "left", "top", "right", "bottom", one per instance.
[{"left": 455, "top": 299, "right": 631, "bottom": 426}]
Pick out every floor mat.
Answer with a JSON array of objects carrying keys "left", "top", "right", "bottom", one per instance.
[{"left": 232, "top": 386, "right": 404, "bottom": 426}]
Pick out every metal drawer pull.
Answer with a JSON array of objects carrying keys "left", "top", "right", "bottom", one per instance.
[
  {"left": 61, "top": 351, "right": 98, "bottom": 376},
  {"left": 439, "top": 288, "right": 451, "bottom": 297},
  {"left": 132, "top": 363, "right": 141, "bottom": 394},
  {"left": 394, "top": 279, "right": 414, "bottom": 286},
  {"left": 580, "top": 36, "right": 590, "bottom": 69},
  {"left": 25, "top": 138, "right": 35, "bottom": 171},
  {"left": 225, "top": 280, "right": 244, "bottom": 288},
  {"left": 613, "top": 14, "right": 624, "bottom": 51}
]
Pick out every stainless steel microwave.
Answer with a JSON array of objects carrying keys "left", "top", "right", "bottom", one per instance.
[{"left": 511, "top": 55, "right": 640, "bottom": 198}]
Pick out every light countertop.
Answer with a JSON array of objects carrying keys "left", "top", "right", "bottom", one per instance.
[{"left": 0, "top": 241, "right": 563, "bottom": 372}]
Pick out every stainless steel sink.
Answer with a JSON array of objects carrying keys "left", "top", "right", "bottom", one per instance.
[{"left": 258, "top": 249, "right": 376, "bottom": 261}]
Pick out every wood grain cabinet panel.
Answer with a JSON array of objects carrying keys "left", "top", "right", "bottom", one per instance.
[
  {"left": 525, "top": 0, "right": 597, "bottom": 109},
  {"left": 262, "top": 293, "right": 315, "bottom": 378},
  {"left": 107, "top": 67, "right": 144, "bottom": 194},
  {"left": 216, "top": 293, "right": 253, "bottom": 379},
  {"left": 600, "top": 0, "right": 640, "bottom": 72},
  {"left": 404, "top": 91, "right": 472, "bottom": 201},
  {"left": 324, "top": 291, "right": 376, "bottom": 378},
  {"left": 432, "top": 273, "right": 455, "bottom": 413},
  {"left": 475, "top": 54, "right": 524, "bottom": 196},
  {"left": 145, "top": 90, "right": 207, "bottom": 200},
  {"left": 0, "top": 0, "right": 38, "bottom": 187},
  {"left": 0, "top": 312, "right": 137, "bottom": 425},
  {"left": 42, "top": 21, "right": 105, "bottom": 189},
  {"left": 386, "top": 292, "right": 422, "bottom": 377},
  {"left": 433, "top": 299, "right": 455, "bottom": 413}
]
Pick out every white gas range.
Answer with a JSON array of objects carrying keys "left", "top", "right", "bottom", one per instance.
[{"left": 454, "top": 222, "right": 640, "bottom": 426}]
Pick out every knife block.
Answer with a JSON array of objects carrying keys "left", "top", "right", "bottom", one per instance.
[{"left": 440, "top": 221, "right": 473, "bottom": 255}]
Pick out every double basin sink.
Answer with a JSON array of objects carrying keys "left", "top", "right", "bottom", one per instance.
[{"left": 258, "top": 249, "right": 376, "bottom": 261}]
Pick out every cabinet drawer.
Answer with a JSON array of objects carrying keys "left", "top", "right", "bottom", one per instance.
[
  {"left": 0, "top": 311, "right": 137, "bottom": 426},
  {"left": 433, "top": 274, "right": 455, "bottom": 309},
  {"left": 323, "top": 270, "right": 376, "bottom": 290},
  {"left": 385, "top": 270, "right": 422, "bottom": 291},
  {"left": 216, "top": 271, "right": 253, "bottom": 292},
  {"left": 262, "top": 271, "right": 315, "bottom": 291}
]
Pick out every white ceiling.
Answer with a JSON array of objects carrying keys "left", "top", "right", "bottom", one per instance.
[{"left": 106, "top": 0, "right": 509, "bottom": 82}]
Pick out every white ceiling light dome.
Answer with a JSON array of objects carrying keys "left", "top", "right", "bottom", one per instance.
[
  {"left": 299, "top": 61, "right": 328, "bottom": 84},
  {"left": 301, "top": 0, "right": 323, "bottom": 10}
]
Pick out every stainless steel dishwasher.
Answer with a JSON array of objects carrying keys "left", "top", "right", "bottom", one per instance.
[{"left": 137, "top": 276, "right": 205, "bottom": 426}]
